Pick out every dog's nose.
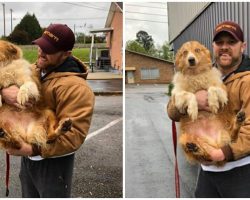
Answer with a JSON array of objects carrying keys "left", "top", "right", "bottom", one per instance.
[
  {"left": 188, "top": 57, "right": 196, "bottom": 66},
  {"left": 0, "top": 128, "right": 5, "bottom": 137}
]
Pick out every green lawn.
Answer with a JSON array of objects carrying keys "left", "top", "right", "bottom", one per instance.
[{"left": 21, "top": 47, "right": 90, "bottom": 64}]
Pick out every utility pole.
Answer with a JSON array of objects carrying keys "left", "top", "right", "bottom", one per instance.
[
  {"left": 10, "top": 9, "right": 13, "bottom": 32},
  {"left": 2, "top": 3, "right": 6, "bottom": 37}
]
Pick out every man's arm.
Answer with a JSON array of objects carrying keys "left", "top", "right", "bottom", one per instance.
[{"left": 40, "top": 83, "right": 95, "bottom": 158}]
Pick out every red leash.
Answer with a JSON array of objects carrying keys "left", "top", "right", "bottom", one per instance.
[
  {"left": 172, "top": 121, "right": 180, "bottom": 198},
  {"left": 6, "top": 152, "right": 10, "bottom": 196}
]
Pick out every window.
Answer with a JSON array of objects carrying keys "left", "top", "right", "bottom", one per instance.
[{"left": 141, "top": 68, "right": 160, "bottom": 80}]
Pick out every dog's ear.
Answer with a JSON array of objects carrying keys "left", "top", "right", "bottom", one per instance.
[{"left": 6, "top": 43, "right": 22, "bottom": 60}]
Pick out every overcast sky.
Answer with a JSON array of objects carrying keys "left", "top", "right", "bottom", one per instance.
[
  {"left": 0, "top": 2, "right": 111, "bottom": 37},
  {"left": 125, "top": 2, "right": 168, "bottom": 47},
  {"left": 0, "top": 2, "right": 168, "bottom": 47}
]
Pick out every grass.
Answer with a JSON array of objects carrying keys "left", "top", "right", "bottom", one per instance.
[{"left": 21, "top": 47, "right": 90, "bottom": 64}]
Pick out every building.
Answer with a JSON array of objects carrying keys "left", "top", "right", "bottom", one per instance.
[
  {"left": 105, "top": 2, "right": 123, "bottom": 70},
  {"left": 168, "top": 2, "right": 250, "bottom": 54},
  {"left": 125, "top": 50, "right": 174, "bottom": 84}
]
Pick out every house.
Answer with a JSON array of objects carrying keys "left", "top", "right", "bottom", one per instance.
[
  {"left": 125, "top": 50, "right": 174, "bottom": 84},
  {"left": 168, "top": 2, "right": 250, "bottom": 54},
  {"left": 105, "top": 2, "right": 123, "bottom": 70}
]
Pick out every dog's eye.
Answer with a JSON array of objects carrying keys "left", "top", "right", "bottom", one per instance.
[
  {"left": 195, "top": 48, "right": 201, "bottom": 53},
  {"left": 183, "top": 50, "right": 188, "bottom": 56}
]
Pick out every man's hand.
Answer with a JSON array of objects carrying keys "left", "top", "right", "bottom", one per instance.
[
  {"left": 195, "top": 90, "right": 211, "bottom": 112},
  {"left": 201, "top": 144, "right": 225, "bottom": 165},
  {"left": 6, "top": 141, "right": 33, "bottom": 156},
  {"left": 1, "top": 85, "right": 35, "bottom": 109}
]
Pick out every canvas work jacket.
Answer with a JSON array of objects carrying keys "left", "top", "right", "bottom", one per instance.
[
  {"left": 167, "top": 55, "right": 250, "bottom": 161},
  {"left": 36, "top": 56, "right": 95, "bottom": 158}
]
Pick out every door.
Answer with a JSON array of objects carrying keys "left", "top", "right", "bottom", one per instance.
[{"left": 127, "top": 71, "right": 135, "bottom": 83}]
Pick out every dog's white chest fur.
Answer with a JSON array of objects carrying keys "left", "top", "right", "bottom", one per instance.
[{"left": 172, "top": 67, "right": 228, "bottom": 121}]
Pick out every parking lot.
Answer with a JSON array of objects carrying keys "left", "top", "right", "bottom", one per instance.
[
  {"left": 0, "top": 95, "right": 123, "bottom": 198},
  {"left": 125, "top": 84, "right": 198, "bottom": 198}
]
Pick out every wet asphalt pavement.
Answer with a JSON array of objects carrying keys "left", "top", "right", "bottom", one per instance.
[{"left": 125, "top": 84, "right": 198, "bottom": 198}]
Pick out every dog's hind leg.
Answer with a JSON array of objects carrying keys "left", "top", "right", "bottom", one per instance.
[
  {"left": 0, "top": 127, "right": 22, "bottom": 149},
  {"left": 44, "top": 109, "right": 72, "bottom": 144},
  {"left": 180, "top": 133, "right": 214, "bottom": 163}
]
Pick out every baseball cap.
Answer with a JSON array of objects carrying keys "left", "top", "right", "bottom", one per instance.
[
  {"left": 213, "top": 21, "right": 244, "bottom": 42},
  {"left": 32, "top": 24, "right": 75, "bottom": 54}
]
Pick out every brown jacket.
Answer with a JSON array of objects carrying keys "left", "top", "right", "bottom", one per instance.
[
  {"left": 167, "top": 55, "right": 250, "bottom": 161},
  {"left": 37, "top": 56, "right": 95, "bottom": 157}
]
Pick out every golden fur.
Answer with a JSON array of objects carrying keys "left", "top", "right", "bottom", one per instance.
[
  {"left": 0, "top": 40, "right": 71, "bottom": 150},
  {"left": 172, "top": 41, "right": 244, "bottom": 165}
]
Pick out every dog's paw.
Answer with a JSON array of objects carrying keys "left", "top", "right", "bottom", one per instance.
[
  {"left": 60, "top": 118, "right": 72, "bottom": 132},
  {"left": 237, "top": 111, "right": 245, "bottom": 123},
  {"left": 17, "top": 82, "right": 40, "bottom": 106},
  {"left": 187, "top": 95, "right": 198, "bottom": 121},
  {"left": 208, "top": 87, "right": 220, "bottom": 113},
  {"left": 46, "top": 137, "right": 56, "bottom": 144},
  {"left": 217, "top": 88, "right": 228, "bottom": 107},
  {"left": 186, "top": 143, "right": 199, "bottom": 152},
  {"left": 174, "top": 94, "right": 188, "bottom": 114},
  {"left": 17, "top": 85, "right": 29, "bottom": 105}
]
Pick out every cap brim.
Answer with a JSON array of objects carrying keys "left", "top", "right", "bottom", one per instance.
[
  {"left": 213, "top": 30, "right": 240, "bottom": 42},
  {"left": 32, "top": 37, "right": 59, "bottom": 54}
]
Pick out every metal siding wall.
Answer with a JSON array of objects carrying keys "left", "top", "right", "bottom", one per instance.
[
  {"left": 172, "top": 2, "right": 250, "bottom": 56},
  {"left": 167, "top": 2, "right": 208, "bottom": 41}
]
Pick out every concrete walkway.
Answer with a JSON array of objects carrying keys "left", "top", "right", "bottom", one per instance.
[
  {"left": 87, "top": 71, "right": 123, "bottom": 95},
  {"left": 87, "top": 71, "right": 123, "bottom": 80}
]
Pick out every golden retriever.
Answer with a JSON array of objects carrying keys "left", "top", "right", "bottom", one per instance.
[
  {"left": 0, "top": 40, "right": 72, "bottom": 150},
  {"left": 171, "top": 41, "right": 244, "bottom": 165}
]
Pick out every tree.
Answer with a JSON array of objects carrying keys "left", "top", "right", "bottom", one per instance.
[
  {"left": 126, "top": 40, "right": 147, "bottom": 54},
  {"left": 8, "top": 13, "right": 42, "bottom": 45},
  {"left": 161, "top": 41, "right": 174, "bottom": 61},
  {"left": 136, "top": 30, "right": 154, "bottom": 52}
]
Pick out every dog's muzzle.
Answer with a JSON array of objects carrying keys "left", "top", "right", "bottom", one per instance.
[{"left": 188, "top": 56, "right": 196, "bottom": 66}]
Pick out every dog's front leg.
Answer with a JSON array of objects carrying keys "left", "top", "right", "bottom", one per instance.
[
  {"left": 174, "top": 91, "right": 198, "bottom": 121},
  {"left": 208, "top": 86, "right": 228, "bottom": 113},
  {"left": 17, "top": 81, "right": 40, "bottom": 106}
]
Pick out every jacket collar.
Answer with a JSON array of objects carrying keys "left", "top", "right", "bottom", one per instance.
[{"left": 39, "top": 56, "right": 88, "bottom": 81}]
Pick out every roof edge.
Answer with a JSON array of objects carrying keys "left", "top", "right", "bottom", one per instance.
[{"left": 126, "top": 49, "right": 174, "bottom": 64}]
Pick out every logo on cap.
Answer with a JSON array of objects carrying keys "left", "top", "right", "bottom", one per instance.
[
  {"left": 43, "top": 30, "right": 59, "bottom": 42},
  {"left": 216, "top": 24, "right": 237, "bottom": 32}
]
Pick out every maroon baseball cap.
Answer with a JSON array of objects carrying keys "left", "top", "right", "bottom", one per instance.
[
  {"left": 213, "top": 21, "right": 244, "bottom": 42},
  {"left": 32, "top": 24, "right": 75, "bottom": 54}
]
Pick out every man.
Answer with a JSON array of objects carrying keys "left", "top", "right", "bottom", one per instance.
[
  {"left": 1, "top": 24, "right": 95, "bottom": 197},
  {"left": 167, "top": 21, "right": 250, "bottom": 197}
]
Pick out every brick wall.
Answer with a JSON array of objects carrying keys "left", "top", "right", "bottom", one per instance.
[
  {"left": 106, "top": 11, "right": 123, "bottom": 70},
  {"left": 125, "top": 51, "right": 174, "bottom": 84}
]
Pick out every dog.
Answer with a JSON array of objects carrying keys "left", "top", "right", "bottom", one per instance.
[
  {"left": 0, "top": 40, "right": 72, "bottom": 150},
  {"left": 171, "top": 41, "right": 245, "bottom": 165}
]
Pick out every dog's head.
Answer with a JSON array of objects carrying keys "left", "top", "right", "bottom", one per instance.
[
  {"left": 0, "top": 40, "right": 22, "bottom": 64},
  {"left": 175, "top": 41, "right": 212, "bottom": 75}
]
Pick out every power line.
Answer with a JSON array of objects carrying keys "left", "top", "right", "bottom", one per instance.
[
  {"left": 63, "top": 2, "right": 108, "bottom": 11},
  {"left": 126, "top": 4, "right": 167, "bottom": 10},
  {"left": 126, "top": 11, "right": 167, "bottom": 17},
  {"left": 80, "top": 2, "right": 109, "bottom": 10},
  {"left": 126, "top": 18, "right": 168, "bottom": 24},
  {"left": 12, "top": 17, "right": 105, "bottom": 21}
]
